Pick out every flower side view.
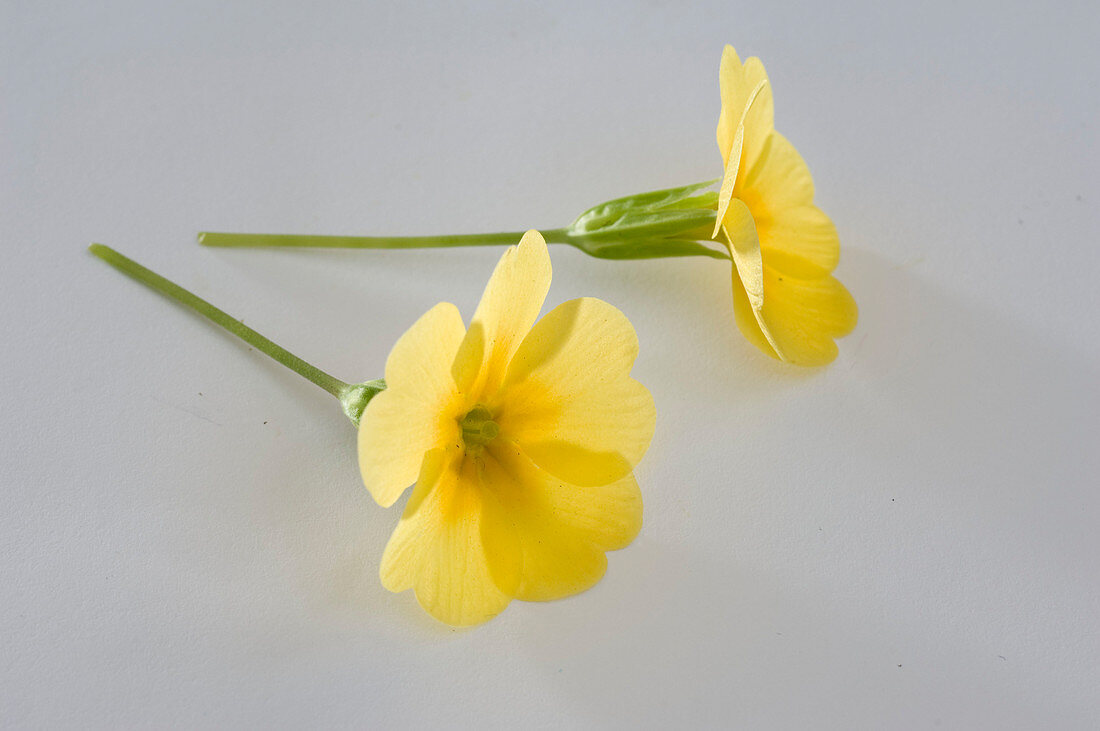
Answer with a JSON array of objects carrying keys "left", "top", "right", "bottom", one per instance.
[
  {"left": 359, "top": 231, "right": 655, "bottom": 626},
  {"left": 199, "top": 43, "right": 857, "bottom": 366},
  {"left": 712, "top": 45, "right": 858, "bottom": 366}
]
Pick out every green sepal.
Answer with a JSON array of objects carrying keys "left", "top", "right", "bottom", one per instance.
[
  {"left": 661, "top": 192, "right": 720, "bottom": 211},
  {"left": 569, "top": 237, "right": 729, "bottom": 261},
  {"left": 561, "top": 180, "right": 725, "bottom": 260},
  {"left": 571, "top": 209, "right": 718, "bottom": 242},
  {"left": 339, "top": 378, "right": 386, "bottom": 427},
  {"left": 569, "top": 179, "right": 720, "bottom": 234}
]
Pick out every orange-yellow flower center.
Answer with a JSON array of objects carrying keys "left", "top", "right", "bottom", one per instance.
[{"left": 459, "top": 404, "right": 499, "bottom": 450}]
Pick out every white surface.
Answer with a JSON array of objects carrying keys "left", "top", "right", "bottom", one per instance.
[{"left": 3, "top": 1, "right": 1099, "bottom": 728}]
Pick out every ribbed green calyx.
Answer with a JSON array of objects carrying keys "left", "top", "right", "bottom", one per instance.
[
  {"left": 561, "top": 180, "right": 729, "bottom": 261},
  {"left": 339, "top": 379, "right": 387, "bottom": 427}
]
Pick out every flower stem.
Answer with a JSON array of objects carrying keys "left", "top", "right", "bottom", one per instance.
[
  {"left": 197, "top": 229, "right": 574, "bottom": 249},
  {"left": 88, "top": 244, "right": 382, "bottom": 424}
]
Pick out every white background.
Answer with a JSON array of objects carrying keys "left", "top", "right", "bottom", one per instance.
[{"left": 3, "top": 1, "right": 1099, "bottom": 728}]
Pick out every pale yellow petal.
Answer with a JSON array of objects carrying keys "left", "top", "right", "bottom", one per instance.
[
  {"left": 452, "top": 230, "right": 551, "bottom": 401},
  {"left": 740, "top": 57, "right": 773, "bottom": 169},
  {"left": 380, "top": 452, "right": 521, "bottom": 627},
  {"left": 717, "top": 46, "right": 774, "bottom": 173},
  {"left": 494, "top": 298, "right": 655, "bottom": 486},
  {"left": 714, "top": 77, "right": 770, "bottom": 237},
  {"left": 716, "top": 45, "right": 744, "bottom": 163},
  {"left": 739, "top": 131, "right": 815, "bottom": 215},
  {"left": 720, "top": 198, "right": 765, "bottom": 312},
  {"left": 757, "top": 204, "right": 840, "bottom": 278},
  {"left": 381, "top": 301, "right": 466, "bottom": 393},
  {"left": 731, "top": 266, "right": 780, "bottom": 360},
  {"left": 502, "top": 297, "right": 639, "bottom": 390},
  {"left": 713, "top": 122, "right": 744, "bottom": 238},
  {"left": 379, "top": 449, "right": 449, "bottom": 593},
  {"left": 358, "top": 303, "right": 465, "bottom": 507},
  {"left": 517, "top": 461, "right": 643, "bottom": 552},
  {"left": 513, "top": 383, "right": 651, "bottom": 486},
  {"left": 482, "top": 445, "right": 642, "bottom": 602},
  {"left": 732, "top": 264, "right": 858, "bottom": 366}
]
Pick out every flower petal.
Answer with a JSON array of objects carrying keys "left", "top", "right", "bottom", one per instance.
[
  {"left": 452, "top": 230, "right": 551, "bottom": 401},
  {"left": 740, "top": 131, "right": 815, "bottom": 215},
  {"left": 717, "top": 46, "right": 774, "bottom": 175},
  {"left": 380, "top": 451, "right": 521, "bottom": 627},
  {"left": 483, "top": 445, "right": 642, "bottom": 602},
  {"left": 495, "top": 298, "right": 656, "bottom": 486},
  {"left": 714, "top": 76, "right": 769, "bottom": 238},
  {"left": 502, "top": 297, "right": 638, "bottom": 389},
  {"left": 358, "top": 303, "right": 465, "bottom": 507},
  {"left": 379, "top": 449, "right": 449, "bottom": 593},
  {"left": 756, "top": 204, "right": 840, "bottom": 278},
  {"left": 732, "top": 264, "right": 858, "bottom": 366},
  {"left": 713, "top": 122, "right": 744, "bottom": 238},
  {"left": 720, "top": 197, "right": 765, "bottom": 312}
]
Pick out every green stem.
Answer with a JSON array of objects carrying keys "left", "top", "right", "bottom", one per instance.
[
  {"left": 88, "top": 244, "right": 383, "bottom": 425},
  {"left": 198, "top": 228, "right": 573, "bottom": 249}
]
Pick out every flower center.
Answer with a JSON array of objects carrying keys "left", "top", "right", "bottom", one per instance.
[{"left": 459, "top": 405, "right": 500, "bottom": 449}]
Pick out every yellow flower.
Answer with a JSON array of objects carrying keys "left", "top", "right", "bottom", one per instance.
[
  {"left": 358, "top": 231, "right": 655, "bottom": 626},
  {"left": 713, "top": 45, "right": 858, "bottom": 366},
  {"left": 199, "top": 46, "right": 857, "bottom": 366}
]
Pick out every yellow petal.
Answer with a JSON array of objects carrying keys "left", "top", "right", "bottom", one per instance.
[
  {"left": 494, "top": 298, "right": 655, "bottom": 486},
  {"left": 452, "top": 230, "right": 551, "bottom": 401},
  {"left": 358, "top": 303, "right": 465, "bottom": 507},
  {"left": 716, "top": 45, "right": 744, "bottom": 162},
  {"left": 756, "top": 204, "right": 840, "bottom": 278},
  {"left": 732, "top": 264, "right": 858, "bottom": 366},
  {"left": 713, "top": 77, "right": 769, "bottom": 237},
  {"left": 502, "top": 297, "right": 639, "bottom": 389},
  {"left": 513, "top": 392, "right": 649, "bottom": 487},
  {"left": 720, "top": 198, "right": 765, "bottom": 312},
  {"left": 717, "top": 46, "right": 774, "bottom": 174},
  {"left": 380, "top": 451, "right": 521, "bottom": 627},
  {"left": 482, "top": 445, "right": 642, "bottom": 602},
  {"left": 740, "top": 131, "right": 815, "bottom": 215},
  {"left": 713, "top": 122, "right": 744, "bottom": 238},
  {"left": 379, "top": 449, "right": 449, "bottom": 593}
]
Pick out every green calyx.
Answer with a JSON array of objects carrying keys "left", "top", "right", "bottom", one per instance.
[
  {"left": 560, "top": 180, "right": 729, "bottom": 261},
  {"left": 339, "top": 379, "right": 387, "bottom": 427}
]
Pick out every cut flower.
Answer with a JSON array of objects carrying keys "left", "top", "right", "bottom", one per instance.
[
  {"left": 89, "top": 237, "right": 651, "bottom": 630},
  {"left": 359, "top": 231, "right": 655, "bottom": 626},
  {"left": 199, "top": 44, "right": 858, "bottom": 366},
  {"left": 713, "top": 45, "right": 858, "bottom": 366}
]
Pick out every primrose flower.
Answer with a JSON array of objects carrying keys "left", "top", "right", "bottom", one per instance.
[
  {"left": 200, "top": 44, "right": 857, "bottom": 366},
  {"left": 358, "top": 231, "right": 655, "bottom": 626},
  {"left": 713, "top": 45, "right": 858, "bottom": 366},
  {"left": 90, "top": 238, "right": 652, "bottom": 629}
]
